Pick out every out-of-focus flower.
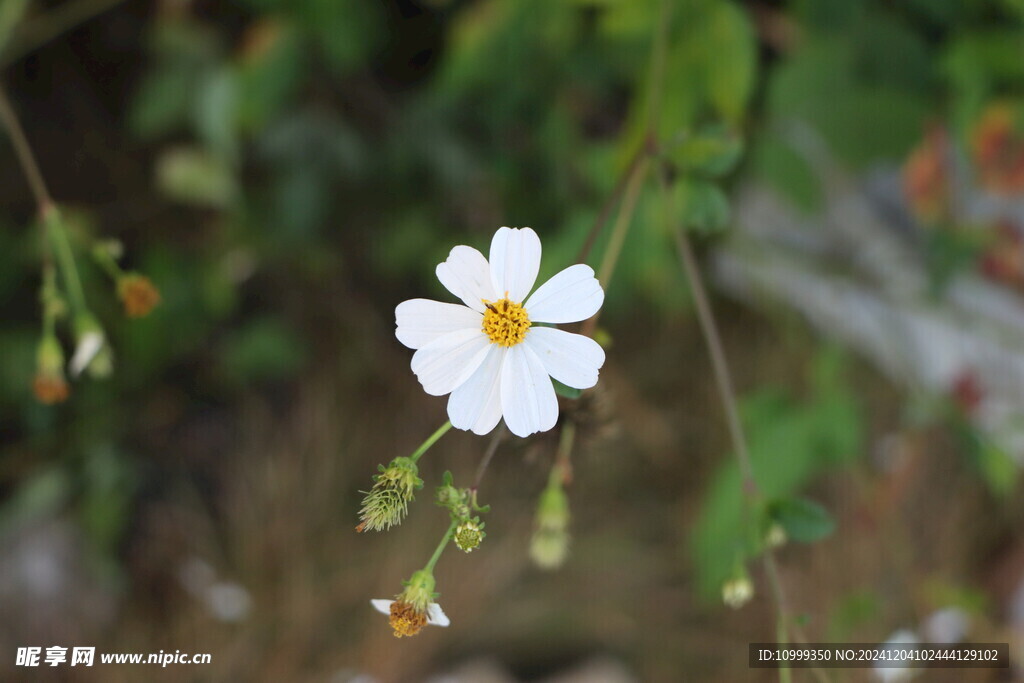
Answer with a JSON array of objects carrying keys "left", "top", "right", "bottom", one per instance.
[
  {"left": 371, "top": 569, "right": 449, "bottom": 638},
  {"left": 722, "top": 576, "right": 754, "bottom": 609},
  {"left": 921, "top": 607, "right": 969, "bottom": 643},
  {"left": 950, "top": 370, "right": 984, "bottom": 416},
  {"left": 873, "top": 629, "right": 919, "bottom": 682},
  {"left": 764, "top": 522, "right": 787, "bottom": 550},
  {"left": 117, "top": 273, "right": 161, "bottom": 318},
  {"left": 69, "top": 312, "right": 111, "bottom": 378},
  {"left": 902, "top": 126, "right": 950, "bottom": 222},
  {"left": 971, "top": 103, "right": 1024, "bottom": 194},
  {"left": 979, "top": 222, "right": 1024, "bottom": 288},
  {"left": 32, "top": 336, "right": 69, "bottom": 404},
  {"left": 395, "top": 227, "right": 605, "bottom": 438}
]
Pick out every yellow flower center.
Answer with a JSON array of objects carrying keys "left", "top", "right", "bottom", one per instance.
[
  {"left": 482, "top": 297, "right": 531, "bottom": 347},
  {"left": 389, "top": 600, "right": 427, "bottom": 638}
]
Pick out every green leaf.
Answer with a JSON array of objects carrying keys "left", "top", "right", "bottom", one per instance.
[
  {"left": 668, "top": 125, "right": 745, "bottom": 177},
  {"left": 552, "top": 379, "right": 582, "bottom": 399},
  {"left": 704, "top": 1, "right": 757, "bottom": 125},
  {"left": 767, "top": 497, "right": 836, "bottom": 543},
  {"left": 675, "top": 178, "right": 730, "bottom": 234}
]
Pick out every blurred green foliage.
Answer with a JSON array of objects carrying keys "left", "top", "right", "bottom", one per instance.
[{"left": 691, "top": 349, "right": 862, "bottom": 598}]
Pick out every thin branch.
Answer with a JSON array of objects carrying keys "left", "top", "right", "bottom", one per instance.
[
  {"left": 0, "top": 82, "right": 53, "bottom": 214},
  {"left": 470, "top": 426, "right": 506, "bottom": 492},
  {"left": 0, "top": 0, "right": 129, "bottom": 69}
]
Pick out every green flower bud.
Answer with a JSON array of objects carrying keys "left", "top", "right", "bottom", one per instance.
[{"left": 530, "top": 482, "right": 570, "bottom": 569}]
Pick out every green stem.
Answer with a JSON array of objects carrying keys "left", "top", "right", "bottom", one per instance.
[
  {"left": 424, "top": 520, "right": 457, "bottom": 573},
  {"left": 409, "top": 420, "right": 453, "bottom": 463},
  {"left": 549, "top": 420, "right": 576, "bottom": 488},
  {"left": 44, "top": 209, "right": 87, "bottom": 314},
  {"left": 92, "top": 244, "right": 125, "bottom": 282}
]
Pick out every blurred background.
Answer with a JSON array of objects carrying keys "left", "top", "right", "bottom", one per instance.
[{"left": 2, "top": 0, "right": 1024, "bottom": 680}]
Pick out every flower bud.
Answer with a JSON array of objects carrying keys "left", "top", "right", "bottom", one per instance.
[
  {"left": 764, "top": 522, "right": 787, "bottom": 549},
  {"left": 722, "top": 575, "right": 754, "bottom": 609},
  {"left": 32, "top": 336, "right": 69, "bottom": 404},
  {"left": 357, "top": 456, "right": 423, "bottom": 532},
  {"left": 530, "top": 483, "right": 570, "bottom": 569}
]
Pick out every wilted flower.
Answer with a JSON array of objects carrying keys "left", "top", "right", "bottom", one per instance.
[
  {"left": 117, "top": 273, "right": 161, "bottom": 318},
  {"left": 32, "top": 336, "right": 69, "bottom": 404},
  {"left": 371, "top": 569, "right": 449, "bottom": 638},
  {"left": 357, "top": 457, "right": 423, "bottom": 532},
  {"left": 395, "top": 227, "right": 605, "bottom": 438}
]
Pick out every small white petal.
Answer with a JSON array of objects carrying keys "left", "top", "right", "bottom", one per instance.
[
  {"left": 436, "top": 245, "right": 497, "bottom": 313},
  {"left": 448, "top": 345, "right": 504, "bottom": 435},
  {"left": 489, "top": 227, "right": 541, "bottom": 303},
  {"left": 411, "top": 328, "right": 491, "bottom": 396},
  {"left": 370, "top": 599, "right": 393, "bottom": 615},
  {"left": 395, "top": 298, "right": 482, "bottom": 350},
  {"left": 500, "top": 344, "right": 558, "bottom": 437},
  {"left": 69, "top": 331, "right": 104, "bottom": 377},
  {"left": 524, "top": 327, "right": 605, "bottom": 389},
  {"left": 524, "top": 264, "right": 604, "bottom": 324},
  {"left": 426, "top": 603, "right": 450, "bottom": 627}
]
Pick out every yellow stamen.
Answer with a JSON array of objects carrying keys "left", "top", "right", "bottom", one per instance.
[
  {"left": 389, "top": 600, "right": 427, "bottom": 638},
  {"left": 482, "top": 297, "right": 530, "bottom": 347}
]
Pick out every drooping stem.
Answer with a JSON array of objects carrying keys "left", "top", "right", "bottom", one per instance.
[
  {"left": 659, "top": 170, "right": 829, "bottom": 683},
  {"left": 409, "top": 420, "right": 453, "bottom": 463},
  {"left": 0, "top": 0, "right": 128, "bottom": 70},
  {"left": 44, "top": 209, "right": 88, "bottom": 314},
  {"left": 0, "top": 83, "right": 53, "bottom": 214},
  {"left": 423, "top": 520, "right": 457, "bottom": 573}
]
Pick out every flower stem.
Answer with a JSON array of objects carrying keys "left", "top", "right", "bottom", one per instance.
[
  {"left": 0, "top": 83, "right": 53, "bottom": 214},
  {"left": 409, "top": 420, "right": 452, "bottom": 463},
  {"left": 424, "top": 520, "right": 457, "bottom": 574},
  {"left": 659, "top": 170, "right": 830, "bottom": 683},
  {"left": 471, "top": 425, "right": 505, "bottom": 491},
  {"left": 549, "top": 420, "right": 576, "bottom": 488},
  {"left": 44, "top": 208, "right": 88, "bottom": 315}
]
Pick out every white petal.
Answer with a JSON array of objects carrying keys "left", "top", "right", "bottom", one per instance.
[
  {"left": 395, "top": 298, "right": 482, "bottom": 350},
  {"left": 426, "top": 603, "right": 450, "bottom": 627},
  {"left": 448, "top": 345, "right": 504, "bottom": 435},
  {"left": 524, "top": 327, "right": 605, "bottom": 389},
  {"left": 69, "top": 331, "right": 104, "bottom": 377},
  {"left": 370, "top": 599, "right": 393, "bottom": 615},
  {"left": 436, "top": 245, "right": 497, "bottom": 313},
  {"left": 524, "top": 264, "right": 604, "bottom": 324},
  {"left": 411, "top": 329, "right": 491, "bottom": 396},
  {"left": 489, "top": 227, "right": 541, "bottom": 303},
  {"left": 500, "top": 344, "right": 558, "bottom": 437}
]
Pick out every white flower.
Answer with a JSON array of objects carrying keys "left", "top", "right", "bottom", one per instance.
[
  {"left": 370, "top": 599, "right": 450, "bottom": 627},
  {"left": 395, "top": 227, "right": 605, "bottom": 438}
]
